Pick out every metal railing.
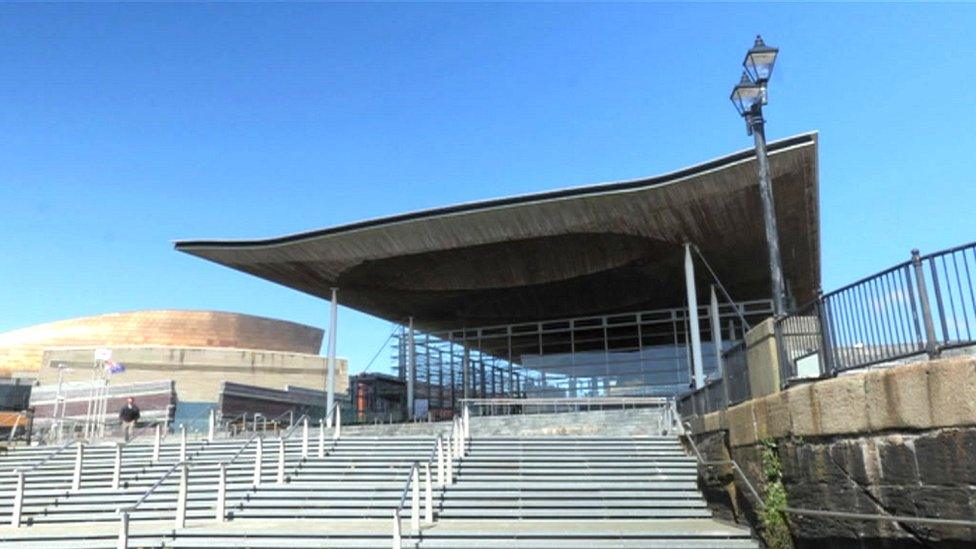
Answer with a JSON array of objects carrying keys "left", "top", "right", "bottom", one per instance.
[
  {"left": 679, "top": 419, "right": 976, "bottom": 533},
  {"left": 392, "top": 405, "right": 468, "bottom": 547},
  {"left": 780, "top": 242, "right": 976, "bottom": 381},
  {"left": 461, "top": 396, "right": 670, "bottom": 416}
]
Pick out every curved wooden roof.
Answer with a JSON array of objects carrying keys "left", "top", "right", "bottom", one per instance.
[{"left": 176, "top": 133, "right": 820, "bottom": 331}]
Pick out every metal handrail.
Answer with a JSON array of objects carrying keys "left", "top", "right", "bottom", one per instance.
[
  {"left": 461, "top": 397, "right": 668, "bottom": 406},
  {"left": 117, "top": 458, "right": 185, "bottom": 514},
  {"left": 15, "top": 439, "right": 77, "bottom": 474},
  {"left": 178, "top": 405, "right": 215, "bottom": 433},
  {"left": 282, "top": 413, "right": 310, "bottom": 439},
  {"left": 679, "top": 420, "right": 976, "bottom": 529},
  {"left": 226, "top": 431, "right": 263, "bottom": 466}
]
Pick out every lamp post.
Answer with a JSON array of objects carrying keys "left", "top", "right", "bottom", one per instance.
[{"left": 730, "top": 35, "right": 786, "bottom": 317}]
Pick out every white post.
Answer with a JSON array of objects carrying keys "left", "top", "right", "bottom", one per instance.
[
  {"left": 72, "top": 443, "right": 84, "bottom": 490},
  {"left": 301, "top": 417, "right": 309, "bottom": 459},
  {"left": 436, "top": 436, "right": 444, "bottom": 486},
  {"left": 179, "top": 424, "right": 187, "bottom": 462},
  {"left": 410, "top": 466, "right": 420, "bottom": 532},
  {"left": 207, "top": 409, "right": 216, "bottom": 443},
  {"left": 326, "top": 287, "right": 339, "bottom": 419},
  {"left": 175, "top": 463, "right": 188, "bottom": 529},
  {"left": 424, "top": 462, "right": 433, "bottom": 525},
  {"left": 685, "top": 243, "right": 705, "bottom": 389},
  {"left": 112, "top": 443, "right": 122, "bottom": 489},
  {"left": 334, "top": 406, "right": 341, "bottom": 440},
  {"left": 446, "top": 435, "right": 454, "bottom": 485},
  {"left": 392, "top": 509, "right": 401, "bottom": 549},
  {"left": 152, "top": 424, "right": 161, "bottom": 462},
  {"left": 11, "top": 471, "right": 23, "bottom": 527},
  {"left": 253, "top": 437, "right": 263, "bottom": 486},
  {"left": 276, "top": 437, "right": 285, "bottom": 484},
  {"left": 216, "top": 463, "right": 226, "bottom": 522},
  {"left": 318, "top": 418, "right": 325, "bottom": 458},
  {"left": 117, "top": 511, "right": 129, "bottom": 549},
  {"left": 463, "top": 406, "right": 470, "bottom": 443}
]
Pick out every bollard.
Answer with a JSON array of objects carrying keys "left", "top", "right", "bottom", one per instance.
[
  {"left": 334, "top": 407, "right": 341, "bottom": 440},
  {"left": 175, "top": 463, "right": 188, "bottom": 529},
  {"left": 301, "top": 417, "right": 309, "bottom": 459},
  {"left": 152, "top": 424, "right": 161, "bottom": 462},
  {"left": 207, "top": 409, "right": 216, "bottom": 443},
  {"left": 392, "top": 509, "right": 401, "bottom": 549},
  {"left": 436, "top": 436, "right": 444, "bottom": 486},
  {"left": 112, "top": 443, "right": 122, "bottom": 490},
  {"left": 318, "top": 418, "right": 325, "bottom": 458},
  {"left": 424, "top": 462, "right": 433, "bottom": 525},
  {"left": 410, "top": 466, "right": 420, "bottom": 531},
  {"left": 276, "top": 437, "right": 286, "bottom": 484},
  {"left": 11, "top": 471, "right": 24, "bottom": 527},
  {"left": 72, "top": 442, "right": 85, "bottom": 490},
  {"left": 117, "top": 511, "right": 129, "bottom": 549},
  {"left": 253, "top": 437, "right": 263, "bottom": 486},
  {"left": 179, "top": 424, "right": 187, "bottom": 462},
  {"left": 216, "top": 463, "right": 226, "bottom": 522}
]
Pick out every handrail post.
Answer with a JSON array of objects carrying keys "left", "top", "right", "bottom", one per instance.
[
  {"left": 436, "top": 436, "right": 444, "bottom": 486},
  {"left": 112, "top": 442, "right": 122, "bottom": 490},
  {"left": 392, "top": 509, "right": 401, "bottom": 549},
  {"left": 72, "top": 442, "right": 84, "bottom": 490},
  {"left": 334, "top": 405, "right": 341, "bottom": 440},
  {"left": 253, "top": 437, "right": 263, "bottom": 486},
  {"left": 117, "top": 511, "right": 129, "bottom": 549},
  {"left": 463, "top": 405, "right": 470, "bottom": 442},
  {"left": 318, "top": 418, "right": 325, "bottom": 458},
  {"left": 207, "top": 409, "right": 216, "bottom": 443},
  {"left": 424, "top": 462, "right": 433, "bottom": 524},
  {"left": 446, "top": 432, "right": 454, "bottom": 484},
  {"left": 152, "top": 424, "right": 161, "bottom": 463},
  {"left": 912, "top": 249, "right": 940, "bottom": 357},
  {"left": 175, "top": 463, "right": 188, "bottom": 529},
  {"left": 216, "top": 463, "right": 226, "bottom": 522},
  {"left": 276, "top": 437, "right": 286, "bottom": 484},
  {"left": 410, "top": 466, "right": 420, "bottom": 532},
  {"left": 11, "top": 470, "right": 24, "bottom": 527},
  {"left": 179, "top": 424, "right": 187, "bottom": 462},
  {"left": 301, "top": 417, "right": 309, "bottom": 459}
]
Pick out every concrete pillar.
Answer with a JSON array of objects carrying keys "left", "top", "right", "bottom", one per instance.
[
  {"left": 175, "top": 464, "right": 188, "bottom": 529},
  {"left": 710, "top": 285, "right": 724, "bottom": 378},
  {"left": 326, "top": 287, "right": 339, "bottom": 417},
  {"left": 407, "top": 317, "right": 415, "bottom": 420},
  {"left": 685, "top": 243, "right": 705, "bottom": 389},
  {"left": 216, "top": 463, "right": 226, "bottom": 522}
]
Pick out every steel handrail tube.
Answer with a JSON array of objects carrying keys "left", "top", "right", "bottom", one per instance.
[{"left": 17, "top": 438, "right": 76, "bottom": 473}]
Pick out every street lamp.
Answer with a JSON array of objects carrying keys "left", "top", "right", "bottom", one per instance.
[{"left": 730, "top": 35, "right": 786, "bottom": 317}]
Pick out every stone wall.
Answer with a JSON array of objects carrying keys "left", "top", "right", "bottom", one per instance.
[
  {"left": 687, "top": 356, "right": 976, "bottom": 548},
  {"left": 0, "top": 310, "right": 324, "bottom": 377}
]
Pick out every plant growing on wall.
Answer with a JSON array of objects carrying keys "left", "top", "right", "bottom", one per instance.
[{"left": 758, "top": 438, "right": 792, "bottom": 548}]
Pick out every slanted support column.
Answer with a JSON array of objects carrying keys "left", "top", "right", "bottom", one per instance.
[
  {"left": 11, "top": 471, "right": 23, "bottom": 527},
  {"left": 253, "top": 437, "right": 263, "bottom": 486},
  {"left": 462, "top": 346, "right": 470, "bottom": 400},
  {"left": 407, "top": 317, "right": 415, "bottom": 420},
  {"left": 318, "top": 418, "right": 325, "bottom": 458},
  {"left": 326, "top": 287, "right": 339, "bottom": 419},
  {"left": 152, "top": 424, "right": 161, "bottom": 463},
  {"left": 684, "top": 243, "right": 705, "bottom": 389},
  {"left": 710, "top": 285, "right": 730, "bottom": 407},
  {"left": 207, "top": 409, "right": 216, "bottom": 442},
  {"left": 175, "top": 463, "right": 188, "bottom": 529}
]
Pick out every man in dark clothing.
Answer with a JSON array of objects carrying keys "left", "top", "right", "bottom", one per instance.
[{"left": 119, "top": 397, "right": 140, "bottom": 442}]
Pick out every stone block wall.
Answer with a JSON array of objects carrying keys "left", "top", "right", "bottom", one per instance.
[{"left": 687, "top": 356, "right": 976, "bottom": 548}]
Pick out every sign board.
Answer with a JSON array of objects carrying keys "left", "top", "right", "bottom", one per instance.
[{"left": 94, "top": 348, "right": 112, "bottom": 361}]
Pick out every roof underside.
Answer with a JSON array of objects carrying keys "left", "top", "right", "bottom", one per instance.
[{"left": 176, "top": 133, "right": 821, "bottom": 332}]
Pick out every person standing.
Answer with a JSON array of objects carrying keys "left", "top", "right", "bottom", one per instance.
[{"left": 119, "top": 397, "right": 140, "bottom": 442}]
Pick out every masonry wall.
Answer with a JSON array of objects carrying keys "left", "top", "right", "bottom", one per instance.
[{"left": 687, "top": 356, "right": 976, "bottom": 548}]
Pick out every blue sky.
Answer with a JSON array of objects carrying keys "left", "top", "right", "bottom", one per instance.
[{"left": 1, "top": 3, "right": 974, "bottom": 374}]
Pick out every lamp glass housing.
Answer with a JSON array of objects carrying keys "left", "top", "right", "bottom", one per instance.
[
  {"left": 743, "top": 35, "right": 778, "bottom": 83},
  {"left": 730, "top": 75, "right": 763, "bottom": 116}
]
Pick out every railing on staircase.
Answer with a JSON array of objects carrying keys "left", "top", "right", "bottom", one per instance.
[
  {"left": 678, "top": 418, "right": 976, "bottom": 533},
  {"left": 392, "top": 405, "right": 468, "bottom": 548},
  {"left": 8, "top": 439, "right": 79, "bottom": 527}
]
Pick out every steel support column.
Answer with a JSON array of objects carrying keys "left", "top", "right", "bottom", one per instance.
[
  {"left": 685, "top": 244, "right": 705, "bottom": 389},
  {"left": 326, "top": 287, "right": 338, "bottom": 414},
  {"left": 407, "top": 317, "right": 415, "bottom": 419}
]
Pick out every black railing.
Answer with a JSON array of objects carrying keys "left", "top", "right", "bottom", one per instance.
[
  {"left": 780, "top": 241, "right": 976, "bottom": 381},
  {"left": 676, "top": 342, "right": 750, "bottom": 418}
]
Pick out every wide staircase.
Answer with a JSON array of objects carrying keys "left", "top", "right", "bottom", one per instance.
[{"left": 0, "top": 416, "right": 757, "bottom": 548}]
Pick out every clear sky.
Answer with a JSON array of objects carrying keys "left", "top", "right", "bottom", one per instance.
[{"left": 2, "top": 3, "right": 974, "bottom": 375}]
